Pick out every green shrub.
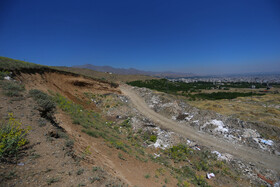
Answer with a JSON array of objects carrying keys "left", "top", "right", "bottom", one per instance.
[
  {"left": 46, "top": 177, "right": 60, "bottom": 185},
  {"left": 165, "top": 144, "right": 192, "bottom": 162},
  {"left": 192, "top": 175, "right": 209, "bottom": 187},
  {"left": 0, "top": 113, "right": 30, "bottom": 161},
  {"left": 0, "top": 71, "right": 9, "bottom": 80},
  {"left": 1, "top": 81, "right": 25, "bottom": 97},
  {"left": 76, "top": 168, "right": 84, "bottom": 175},
  {"left": 29, "top": 89, "right": 56, "bottom": 119},
  {"left": 149, "top": 135, "right": 157, "bottom": 143}
]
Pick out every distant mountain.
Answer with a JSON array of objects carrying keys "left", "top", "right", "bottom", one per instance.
[{"left": 73, "top": 64, "right": 196, "bottom": 78}]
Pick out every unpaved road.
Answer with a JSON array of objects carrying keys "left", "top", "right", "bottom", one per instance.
[{"left": 120, "top": 85, "right": 280, "bottom": 172}]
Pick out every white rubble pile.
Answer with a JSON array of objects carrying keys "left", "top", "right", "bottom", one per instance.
[
  {"left": 4, "top": 76, "right": 11, "bottom": 80},
  {"left": 253, "top": 138, "right": 274, "bottom": 150},
  {"left": 133, "top": 86, "right": 278, "bottom": 155},
  {"left": 211, "top": 151, "right": 233, "bottom": 161},
  {"left": 201, "top": 119, "right": 229, "bottom": 134},
  {"left": 149, "top": 127, "right": 173, "bottom": 149}
]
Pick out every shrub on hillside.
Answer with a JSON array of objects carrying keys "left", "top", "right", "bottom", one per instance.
[
  {"left": 0, "top": 113, "right": 30, "bottom": 161},
  {"left": 0, "top": 71, "right": 9, "bottom": 80},
  {"left": 1, "top": 81, "right": 25, "bottom": 97},
  {"left": 29, "top": 89, "right": 56, "bottom": 120}
]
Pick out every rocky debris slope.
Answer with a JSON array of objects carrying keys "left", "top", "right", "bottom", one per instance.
[{"left": 133, "top": 87, "right": 280, "bottom": 156}]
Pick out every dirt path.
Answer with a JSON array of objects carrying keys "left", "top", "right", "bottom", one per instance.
[{"left": 120, "top": 85, "right": 280, "bottom": 172}]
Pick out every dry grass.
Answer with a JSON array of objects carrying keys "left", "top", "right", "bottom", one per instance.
[
  {"left": 188, "top": 88, "right": 280, "bottom": 127},
  {"left": 54, "top": 67, "right": 157, "bottom": 83}
]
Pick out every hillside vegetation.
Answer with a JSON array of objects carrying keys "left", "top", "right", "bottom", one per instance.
[
  {"left": 55, "top": 66, "right": 157, "bottom": 83},
  {"left": 0, "top": 56, "right": 45, "bottom": 70},
  {"left": 127, "top": 79, "right": 266, "bottom": 100}
]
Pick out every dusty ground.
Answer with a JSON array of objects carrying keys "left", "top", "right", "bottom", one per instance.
[
  {"left": 0, "top": 73, "right": 178, "bottom": 187},
  {"left": 119, "top": 85, "right": 280, "bottom": 173},
  {"left": 15, "top": 71, "right": 120, "bottom": 111},
  {"left": 0, "top": 89, "right": 125, "bottom": 187}
]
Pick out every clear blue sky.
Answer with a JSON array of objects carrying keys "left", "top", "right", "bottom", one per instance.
[{"left": 1, "top": 0, "right": 280, "bottom": 74}]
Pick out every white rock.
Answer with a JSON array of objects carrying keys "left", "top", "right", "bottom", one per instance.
[{"left": 4, "top": 76, "right": 11, "bottom": 80}]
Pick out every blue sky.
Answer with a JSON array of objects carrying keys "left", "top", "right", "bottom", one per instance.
[{"left": 1, "top": 0, "right": 280, "bottom": 75}]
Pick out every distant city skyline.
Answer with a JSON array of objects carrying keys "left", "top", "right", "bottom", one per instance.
[{"left": 1, "top": 0, "right": 280, "bottom": 75}]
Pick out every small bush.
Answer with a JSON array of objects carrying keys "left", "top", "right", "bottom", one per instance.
[
  {"left": 118, "top": 152, "right": 126, "bottom": 160},
  {"left": 149, "top": 135, "right": 157, "bottom": 143},
  {"left": 192, "top": 175, "right": 210, "bottom": 187},
  {"left": 46, "top": 177, "right": 60, "bottom": 185},
  {"left": 65, "top": 139, "right": 74, "bottom": 148},
  {"left": 76, "top": 168, "right": 84, "bottom": 175},
  {"left": 0, "top": 71, "right": 9, "bottom": 80},
  {"left": 0, "top": 113, "right": 30, "bottom": 161},
  {"left": 1, "top": 81, "right": 25, "bottom": 97},
  {"left": 29, "top": 89, "right": 56, "bottom": 120}
]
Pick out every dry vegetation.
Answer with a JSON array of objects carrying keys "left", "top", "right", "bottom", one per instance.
[
  {"left": 188, "top": 88, "right": 280, "bottom": 128},
  {"left": 55, "top": 66, "right": 157, "bottom": 83}
]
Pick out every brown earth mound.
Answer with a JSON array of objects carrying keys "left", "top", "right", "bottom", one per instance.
[{"left": 15, "top": 71, "right": 121, "bottom": 110}]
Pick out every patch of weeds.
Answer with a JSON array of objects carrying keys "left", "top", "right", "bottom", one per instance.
[
  {"left": 76, "top": 168, "right": 84, "bottom": 175},
  {"left": 81, "top": 146, "right": 91, "bottom": 159},
  {"left": 90, "top": 176, "right": 101, "bottom": 183},
  {"left": 221, "top": 167, "right": 231, "bottom": 176},
  {"left": 0, "top": 113, "right": 30, "bottom": 161},
  {"left": 150, "top": 135, "right": 157, "bottom": 143},
  {"left": 181, "top": 166, "right": 195, "bottom": 178},
  {"left": 46, "top": 136, "right": 54, "bottom": 142},
  {"left": 92, "top": 166, "right": 102, "bottom": 172},
  {"left": 193, "top": 160, "right": 209, "bottom": 171},
  {"left": 78, "top": 184, "right": 86, "bottom": 187},
  {"left": 118, "top": 152, "right": 126, "bottom": 160},
  {"left": 120, "top": 118, "right": 131, "bottom": 128},
  {"left": 165, "top": 144, "right": 192, "bottom": 162},
  {"left": 0, "top": 70, "right": 9, "bottom": 80},
  {"left": 57, "top": 130, "right": 68, "bottom": 139},
  {"left": 144, "top": 174, "right": 150, "bottom": 179},
  {"left": 136, "top": 148, "right": 145, "bottom": 156},
  {"left": 215, "top": 160, "right": 225, "bottom": 168},
  {"left": 192, "top": 175, "right": 209, "bottom": 187},
  {"left": 29, "top": 152, "right": 41, "bottom": 159},
  {"left": 46, "top": 177, "right": 60, "bottom": 185},
  {"left": 135, "top": 155, "right": 147, "bottom": 162},
  {"left": 1, "top": 170, "right": 17, "bottom": 180},
  {"left": 1, "top": 81, "right": 25, "bottom": 97},
  {"left": 182, "top": 181, "right": 191, "bottom": 187},
  {"left": 45, "top": 168, "right": 52, "bottom": 173},
  {"left": 38, "top": 119, "right": 47, "bottom": 127},
  {"left": 29, "top": 89, "right": 56, "bottom": 122},
  {"left": 82, "top": 129, "right": 106, "bottom": 138}
]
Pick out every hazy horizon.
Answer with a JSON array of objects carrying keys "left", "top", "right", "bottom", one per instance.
[{"left": 1, "top": 0, "right": 280, "bottom": 75}]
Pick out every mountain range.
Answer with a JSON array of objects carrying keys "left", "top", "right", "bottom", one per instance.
[{"left": 73, "top": 64, "right": 195, "bottom": 78}]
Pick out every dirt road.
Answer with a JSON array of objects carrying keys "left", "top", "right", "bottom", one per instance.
[{"left": 120, "top": 85, "right": 280, "bottom": 172}]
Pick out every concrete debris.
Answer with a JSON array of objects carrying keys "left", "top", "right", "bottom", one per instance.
[
  {"left": 211, "top": 151, "right": 233, "bottom": 161},
  {"left": 132, "top": 87, "right": 278, "bottom": 155},
  {"left": 206, "top": 173, "right": 215, "bottom": 179},
  {"left": 153, "top": 153, "right": 160, "bottom": 158},
  {"left": 242, "top": 128, "right": 260, "bottom": 138},
  {"left": 4, "top": 76, "right": 11, "bottom": 80},
  {"left": 17, "top": 162, "right": 24, "bottom": 166},
  {"left": 260, "top": 139, "right": 274, "bottom": 146},
  {"left": 150, "top": 127, "right": 172, "bottom": 149}
]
